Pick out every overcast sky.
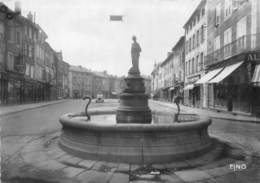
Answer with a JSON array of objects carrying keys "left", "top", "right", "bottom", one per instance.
[{"left": 3, "top": 0, "right": 199, "bottom": 76}]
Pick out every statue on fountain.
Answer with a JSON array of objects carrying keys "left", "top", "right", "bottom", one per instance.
[{"left": 130, "top": 36, "right": 141, "bottom": 74}]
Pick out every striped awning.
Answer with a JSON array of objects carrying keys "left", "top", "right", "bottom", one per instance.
[
  {"left": 195, "top": 68, "right": 223, "bottom": 84},
  {"left": 252, "top": 64, "right": 260, "bottom": 86},
  {"left": 209, "top": 61, "right": 243, "bottom": 83}
]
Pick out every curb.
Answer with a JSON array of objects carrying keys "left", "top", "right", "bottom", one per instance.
[{"left": 0, "top": 100, "right": 70, "bottom": 117}]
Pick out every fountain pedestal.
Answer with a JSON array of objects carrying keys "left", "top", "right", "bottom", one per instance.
[{"left": 116, "top": 68, "right": 152, "bottom": 124}]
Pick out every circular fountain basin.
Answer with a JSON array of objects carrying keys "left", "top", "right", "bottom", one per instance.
[{"left": 59, "top": 111, "right": 213, "bottom": 164}]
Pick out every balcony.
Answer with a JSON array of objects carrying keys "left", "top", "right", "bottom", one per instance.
[{"left": 206, "top": 34, "right": 260, "bottom": 66}]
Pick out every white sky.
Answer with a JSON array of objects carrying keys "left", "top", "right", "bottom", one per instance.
[{"left": 3, "top": 0, "right": 199, "bottom": 76}]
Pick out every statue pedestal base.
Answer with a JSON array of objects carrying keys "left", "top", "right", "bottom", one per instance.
[{"left": 116, "top": 69, "right": 152, "bottom": 124}]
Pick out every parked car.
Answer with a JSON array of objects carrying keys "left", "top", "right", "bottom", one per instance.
[{"left": 96, "top": 94, "right": 104, "bottom": 103}]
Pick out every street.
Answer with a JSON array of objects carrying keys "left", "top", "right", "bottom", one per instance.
[{"left": 1, "top": 99, "right": 260, "bottom": 183}]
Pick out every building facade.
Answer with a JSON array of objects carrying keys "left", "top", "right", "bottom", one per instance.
[
  {"left": 69, "top": 65, "right": 93, "bottom": 98},
  {"left": 56, "top": 52, "right": 69, "bottom": 99},
  {"left": 0, "top": 2, "right": 67, "bottom": 104},
  {"left": 200, "top": 0, "right": 260, "bottom": 115},
  {"left": 151, "top": 37, "right": 185, "bottom": 102},
  {"left": 183, "top": 0, "right": 208, "bottom": 108},
  {"left": 171, "top": 36, "right": 185, "bottom": 102}
]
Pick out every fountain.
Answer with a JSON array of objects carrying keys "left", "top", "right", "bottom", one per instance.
[{"left": 59, "top": 36, "right": 214, "bottom": 165}]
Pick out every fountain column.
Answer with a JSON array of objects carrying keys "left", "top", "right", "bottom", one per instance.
[
  {"left": 116, "top": 68, "right": 152, "bottom": 124},
  {"left": 116, "top": 36, "right": 152, "bottom": 124}
]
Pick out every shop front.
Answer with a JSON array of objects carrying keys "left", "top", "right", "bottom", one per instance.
[
  {"left": 6, "top": 74, "right": 24, "bottom": 104},
  {"left": 206, "top": 51, "right": 260, "bottom": 114},
  {"left": 184, "top": 75, "right": 202, "bottom": 108}
]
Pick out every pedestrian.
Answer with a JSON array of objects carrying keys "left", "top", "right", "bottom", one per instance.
[
  {"left": 174, "top": 94, "right": 182, "bottom": 115},
  {"left": 173, "top": 89, "right": 183, "bottom": 123}
]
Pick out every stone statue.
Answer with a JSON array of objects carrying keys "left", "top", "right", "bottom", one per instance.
[{"left": 131, "top": 36, "right": 141, "bottom": 71}]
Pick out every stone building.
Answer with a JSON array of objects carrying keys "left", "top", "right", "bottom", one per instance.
[
  {"left": 170, "top": 36, "right": 185, "bottom": 102},
  {"left": 0, "top": 3, "right": 24, "bottom": 104},
  {"left": 69, "top": 65, "right": 93, "bottom": 98},
  {"left": 151, "top": 37, "right": 185, "bottom": 102},
  {"left": 160, "top": 53, "right": 174, "bottom": 101},
  {"left": 109, "top": 76, "right": 123, "bottom": 98},
  {"left": 183, "top": 0, "right": 208, "bottom": 108},
  {"left": 198, "top": 0, "right": 260, "bottom": 115},
  {"left": 0, "top": 2, "right": 66, "bottom": 104},
  {"left": 92, "top": 71, "right": 110, "bottom": 98},
  {"left": 56, "top": 51, "right": 69, "bottom": 99}
]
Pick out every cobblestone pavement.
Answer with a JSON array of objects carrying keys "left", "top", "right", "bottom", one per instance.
[
  {"left": 1, "top": 99, "right": 260, "bottom": 182},
  {"left": 1, "top": 131, "right": 255, "bottom": 183}
]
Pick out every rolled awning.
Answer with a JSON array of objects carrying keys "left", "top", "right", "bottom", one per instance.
[
  {"left": 252, "top": 64, "right": 260, "bottom": 86},
  {"left": 183, "top": 84, "right": 194, "bottom": 90},
  {"left": 195, "top": 68, "right": 223, "bottom": 84},
  {"left": 209, "top": 61, "right": 243, "bottom": 83}
]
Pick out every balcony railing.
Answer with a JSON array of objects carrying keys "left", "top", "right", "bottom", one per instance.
[{"left": 206, "top": 34, "right": 260, "bottom": 66}]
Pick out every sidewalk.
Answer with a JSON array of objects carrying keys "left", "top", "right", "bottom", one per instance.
[
  {"left": 0, "top": 99, "right": 70, "bottom": 116},
  {"left": 152, "top": 100, "right": 260, "bottom": 123}
]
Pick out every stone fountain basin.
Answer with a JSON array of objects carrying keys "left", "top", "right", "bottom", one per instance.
[{"left": 59, "top": 111, "right": 213, "bottom": 164}]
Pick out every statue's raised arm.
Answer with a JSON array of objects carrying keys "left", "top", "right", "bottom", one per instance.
[{"left": 131, "top": 36, "right": 141, "bottom": 71}]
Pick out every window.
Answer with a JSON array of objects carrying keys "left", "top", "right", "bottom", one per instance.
[
  {"left": 29, "top": 45, "right": 33, "bottom": 58},
  {"left": 185, "top": 62, "right": 188, "bottom": 76},
  {"left": 197, "top": 30, "right": 200, "bottom": 47},
  {"left": 189, "top": 60, "right": 191, "bottom": 75},
  {"left": 224, "top": 0, "right": 232, "bottom": 19},
  {"left": 196, "top": 55, "right": 200, "bottom": 72},
  {"left": 200, "top": 52, "right": 204, "bottom": 70},
  {"left": 201, "top": 26, "right": 204, "bottom": 43},
  {"left": 30, "top": 65, "right": 34, "bottom": 78},
  {"left": 237, "top": 16, "right": 247, "bottom": 50},
  {"left": 8, "top": 27, "right": 15, "bottom": 42},
  {"left": 214, "top": 36, "right": 220, "bottom": 50},
  {"left": 186, "top": 41, "right": 189, "bottom": 54},
  {"left": 215, "top": 3, "right": 221, "bottom": 26},
  {"left": 193, "top": 34, "right": 196, "bottom": 49},
  {"left": 189, "top": 38, "right": 191, "bottom": 51},
  {"left": 16, "top": 32, "right": 21, "bottom": 45},
  {"left": 224, "top": 28, "right": 232, "bottom": 46},
  {"left": 237, "top": 16, "right": 247, "bottom": 38},
  {"left": 25, "top": 64, "right": 30, "bottom": 76},
  {"left": 201, "top": 8, "right": 205, "bottom": 16},
  {"left": 7, "top": 52, "right": 15, "bottom": 70},
  {"left": 192, "top": 58, "right": 195, "bottom": 74}
]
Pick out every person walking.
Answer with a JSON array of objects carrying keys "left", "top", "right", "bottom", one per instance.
[
  {"left": 174, "top": 91, "right": 182, "bottom": 115},
  {"left": 173, "top": 90, "right": 183, "bottom": 122}
]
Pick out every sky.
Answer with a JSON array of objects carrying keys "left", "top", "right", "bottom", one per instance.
[{"left": 3, "top": 0, "right": 199, "bottom": 76}]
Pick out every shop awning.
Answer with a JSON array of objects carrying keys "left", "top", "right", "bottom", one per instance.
[
  {"left": 183, "top": 84, "right": 194, "bottom": 90},
  {"left": 195, "top": 68, "right": 223, "bottom": 84},
  {"left": 209, "top": 61, "right": 243, "bottom": 83},
  {"left": 252, "top": 64, "right": 260, "bottom": 86}
]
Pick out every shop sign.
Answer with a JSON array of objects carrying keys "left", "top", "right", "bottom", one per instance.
[{"left": 247, "top": 52, "right": 260, "bottom": 62}]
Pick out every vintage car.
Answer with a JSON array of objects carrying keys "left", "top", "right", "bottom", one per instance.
[{"left": 96, "top": 94, "right": 104, "bottom": 103}]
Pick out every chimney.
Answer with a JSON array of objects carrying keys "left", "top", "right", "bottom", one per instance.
[
  {"left": 27, "top": 11, "right": 33, "bottom": 22},
  {"left": 14, "top": 1, "right": 21, "bottom": 15}
]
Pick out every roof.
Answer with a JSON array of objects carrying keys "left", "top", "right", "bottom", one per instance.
[
  {"left": 160, "top": 53, "right": 174, "bottom": 67},
  {"left": 183, "top": 0, "right": 206, "bottom": 29},
  {"left": 172, "top": 36, "right": 185, "bottom": 51},
  {"left": 93, "top": 71, "right": 109, "bottom": 78},
  {"left": 70, "top": 65, "right": 92, "bottom": 73}
]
